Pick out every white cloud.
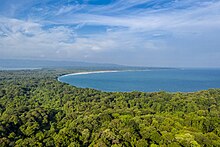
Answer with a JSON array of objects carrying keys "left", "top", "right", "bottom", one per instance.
[
  {"left": 0, "top": 0, "right": 220, "bottom": 66},
  {"left": 46, "top": 1, "right": 220, "bottom": 33},
  {"left": 56, "top": 5, "right": 83, "bottom": 15}
]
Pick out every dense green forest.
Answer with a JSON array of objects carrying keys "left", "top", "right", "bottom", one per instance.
[{"left": 0, "top": 69, "right": 220, "bottom": 147}]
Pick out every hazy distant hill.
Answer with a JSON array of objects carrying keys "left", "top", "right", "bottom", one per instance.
[
  {"left": 0, "top": 59, "right": 126, "bottom": 69},
  {"left": 0, "top": 59, "right": 173, "bottom": 70}
]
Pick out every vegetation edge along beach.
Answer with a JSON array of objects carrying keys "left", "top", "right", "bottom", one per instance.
[{"left": 0, "top": 69, "right": 220, "bottom": 146}]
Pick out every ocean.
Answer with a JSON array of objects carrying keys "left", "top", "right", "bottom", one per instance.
[{"left": 58, "top": 68, "right": 220, "bottom": 92}]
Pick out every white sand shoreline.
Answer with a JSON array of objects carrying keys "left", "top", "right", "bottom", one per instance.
[
  {"left": 59, "top": 70, "right": 120, "bottom": 78},
  {"left": 58, "top": 69, "right": 149, "bottom": 81},
  {"left": 57, "top": 70, "right": 122, "bottom": 82}
]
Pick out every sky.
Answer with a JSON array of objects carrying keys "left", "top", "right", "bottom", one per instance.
[{"left": 0, "top": 0, "right": 220, "bottom": 67}]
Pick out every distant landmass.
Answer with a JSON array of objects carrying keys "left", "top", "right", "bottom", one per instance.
[
  {"left": 0, "top": 59, "right": 124, "bottom": 69},
  {"left": 0, "top": 59, "right": 172, "bottom": 70}
]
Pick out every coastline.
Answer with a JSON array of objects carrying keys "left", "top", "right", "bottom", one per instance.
[
  {"left": 57, "top": 69, "right": 149, "bottom": 82},
  {"left": 60, "top": 70, "right": 120, "bottom": 77},
  {"left": 58, "top": 70, "right": 123, "bottom": 82}
]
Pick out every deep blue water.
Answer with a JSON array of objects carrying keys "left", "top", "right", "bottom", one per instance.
[{"left": 58, "top": 69, "right": 220, "bottom": 92}]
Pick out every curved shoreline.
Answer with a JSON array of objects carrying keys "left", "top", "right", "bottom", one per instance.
[
  {"left": 58, "top": 70, "right": 130, "bottom": 82},
  {"left": 57, "top": 69, "right": 149, "bottom": 82},
  {"left": 61, "top": 70, "right": 120, "bottom": 77}
]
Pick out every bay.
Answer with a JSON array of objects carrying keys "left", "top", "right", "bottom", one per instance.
[{"left": 58, "top": 68, "right": 220, "bottom": 92}]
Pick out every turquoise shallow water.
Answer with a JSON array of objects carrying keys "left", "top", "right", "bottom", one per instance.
[{"left": 58, "top": 69, "right": 220, "bottom": 92}]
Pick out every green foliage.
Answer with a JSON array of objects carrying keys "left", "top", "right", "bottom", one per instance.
[{"left": 0, "top": 69, "right": 220, "bottom": 146}]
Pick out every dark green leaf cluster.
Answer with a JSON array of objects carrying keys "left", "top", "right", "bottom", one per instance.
[{"left": 0, "top": 70, "right": 220, "bottom": 146}]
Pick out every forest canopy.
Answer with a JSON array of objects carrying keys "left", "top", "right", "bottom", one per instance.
[{"left": 0, "top": 69, "right": 220, "bottom": 146}]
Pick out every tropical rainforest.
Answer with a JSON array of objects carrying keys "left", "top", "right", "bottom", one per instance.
[{"left": 0, "top": 69, "right": 220, "bottom": 147}]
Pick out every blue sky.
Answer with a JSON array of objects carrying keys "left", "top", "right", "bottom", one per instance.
[{"left": 0, "top": 0, "right": 220, "bottom": 67}]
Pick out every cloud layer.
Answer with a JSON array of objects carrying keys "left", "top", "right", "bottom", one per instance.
[{"left": 0, "top": 0, "right": 220, "bottom": 67}]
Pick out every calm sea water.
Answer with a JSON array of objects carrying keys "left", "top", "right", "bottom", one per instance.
[{"left": 58, "top": 69, "right": 220, "bottom": 92}]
